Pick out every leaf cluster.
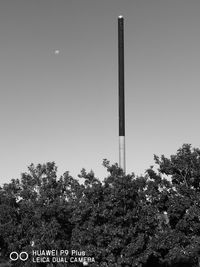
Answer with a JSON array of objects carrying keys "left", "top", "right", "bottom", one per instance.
[{"left": 1, "top": 144, "right": 200, "bottom": 266}]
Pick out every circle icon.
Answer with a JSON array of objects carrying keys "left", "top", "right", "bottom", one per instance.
[
  {"left": 20, "top": 252, "right": 29, "bottom": 261},
  {"left": 9, "top": 251, "right": 29, "bottom": 261},
  {"left": 9, "top": 252, "right": 18, "bottom": 261}
]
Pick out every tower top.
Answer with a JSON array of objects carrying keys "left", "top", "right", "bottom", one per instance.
[{"left": 118, "top": 15, "right": 123, "bottom": 19}]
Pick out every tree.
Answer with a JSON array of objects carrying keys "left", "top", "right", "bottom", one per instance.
[
  {"left": 1, "top": 144, "right": 200, "bottom": 266},
  {"left": 146, "top": 144, "right": 200, "bottom": 266},
  {"left": 70, "top": 146, "right": 200, "bottom": 266},
  {"left": 0, "top": 162, "right": 79, "bottom": 266},
  {"left": 70, "top": 162, "right": 160, "bottom": 267}
]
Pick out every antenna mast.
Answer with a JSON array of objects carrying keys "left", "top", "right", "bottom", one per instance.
[{"left": 118, "top": 16, "right": 126, "bottom": 173}]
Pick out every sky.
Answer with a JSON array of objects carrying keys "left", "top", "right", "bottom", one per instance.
[{"left": 1, "top": 0, "right": 200, "bottom": 185}]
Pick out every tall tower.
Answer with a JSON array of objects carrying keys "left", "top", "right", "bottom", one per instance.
[{"left": 118, "top": 16, "right": 126, "bottom": 173}]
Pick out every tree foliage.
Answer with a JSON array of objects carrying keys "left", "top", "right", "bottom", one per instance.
[{"left": 0, "top": 144, "right": 200, "bottom": 266}]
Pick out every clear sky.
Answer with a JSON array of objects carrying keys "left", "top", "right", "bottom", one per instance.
[{"left": 1, "top": 0, "right": 200, "bottom": 185}]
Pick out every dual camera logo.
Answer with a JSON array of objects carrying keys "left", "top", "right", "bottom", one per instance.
[{"left": 9, "top": 252, "right": 29, "bottom": 261}]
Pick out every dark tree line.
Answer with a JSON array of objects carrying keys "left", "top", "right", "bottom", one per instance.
[{"left": 0, "top": 144, "right": 200, "bottom": 266}]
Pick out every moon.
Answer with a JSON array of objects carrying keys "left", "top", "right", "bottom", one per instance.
[{"left": 54, "top": 50, "right": 60, "bottom": 55}]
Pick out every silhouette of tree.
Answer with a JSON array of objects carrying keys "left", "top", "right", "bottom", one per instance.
[{"left": 0, "top": 144, "right": 200, "bottom": 266}]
